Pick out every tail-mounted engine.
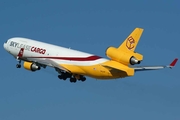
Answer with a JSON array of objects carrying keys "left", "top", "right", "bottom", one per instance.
[
  {"left": 23, "top": 61, "right": 41, "bottom": 71},
  {"left": 106, "top": 47, "right": 143, "bottom": 65}
]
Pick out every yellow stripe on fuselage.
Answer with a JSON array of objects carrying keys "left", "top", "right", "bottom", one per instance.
[{"left": 60, "top": 60, "right": 134, "bottom": 79}]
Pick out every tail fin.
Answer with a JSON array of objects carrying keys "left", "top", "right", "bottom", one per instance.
[{"left": 118, "top": 28, "right": 144, "bottom": 52}]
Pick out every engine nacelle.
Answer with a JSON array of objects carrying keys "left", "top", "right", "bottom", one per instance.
[
  {"left": 23, "top": 62, "right": 40, "bottom": 71},
  {"left": 130, "top": 56, "right": 141, "bottom": 65},
  {"left": 106, "top": 47, "right": 143, "bottom": 65}
]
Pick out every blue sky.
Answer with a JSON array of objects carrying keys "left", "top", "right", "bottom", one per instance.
[{"left": 1, "top": 0, "right": 180, "bottom": 120}]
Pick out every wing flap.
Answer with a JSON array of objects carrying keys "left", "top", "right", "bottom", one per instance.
[{"left": 33, "top": 59, "right": 70, "bottom": 72}]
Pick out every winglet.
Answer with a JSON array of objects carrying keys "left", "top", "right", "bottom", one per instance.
[{"left": 169, "top": 58, "right": 178, "bottom": 67}]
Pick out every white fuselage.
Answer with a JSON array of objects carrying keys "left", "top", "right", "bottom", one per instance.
[{"left": 4, "top": 37, "right": 108, "bottom": 68}]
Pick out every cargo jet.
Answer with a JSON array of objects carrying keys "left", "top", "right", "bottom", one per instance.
[{"left": 3, "top": 28, "right": 178, "bottom": 83}]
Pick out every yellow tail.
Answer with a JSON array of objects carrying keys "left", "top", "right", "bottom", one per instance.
[{"left": 118, "top": 28, "right": 144, "bottom": 52}]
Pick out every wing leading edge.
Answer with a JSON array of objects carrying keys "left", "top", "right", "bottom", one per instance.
[{"left": 132, "top": 58, "right": 178, "bottom": 72}]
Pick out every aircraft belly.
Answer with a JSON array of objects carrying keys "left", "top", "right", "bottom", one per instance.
[{"left": 60, "top": 64, "right": 129, "bottom": 79}]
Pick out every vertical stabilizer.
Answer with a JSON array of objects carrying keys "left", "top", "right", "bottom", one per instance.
[{"left": 118, "top": 28, "right": 144, "bottom": 52}]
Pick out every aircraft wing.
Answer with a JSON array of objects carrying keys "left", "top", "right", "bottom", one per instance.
[
  {"left": 45, "top": 59, "right": 71, "bottom": 72},
  {"left": 33, "top": 58, "right": 70, "bottom": 72},
  {"left": 131, "top": 58, "right": 178, "bottom": 71}
]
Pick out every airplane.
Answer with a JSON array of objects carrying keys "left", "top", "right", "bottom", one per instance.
[{"left": 3, "top": 28, "right": 178, "bottom": 83}]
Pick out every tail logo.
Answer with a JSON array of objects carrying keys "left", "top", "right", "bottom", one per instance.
[{"left": 126, "top": 36, "right": 135, "bottom": 50}]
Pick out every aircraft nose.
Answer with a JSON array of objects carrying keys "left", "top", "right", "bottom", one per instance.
[
  {"left": 3, "top": 43, "right": 6, "bottom": 50},
  {"left": 3, "top": 42, "right": 7, "bottom": 51}
]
